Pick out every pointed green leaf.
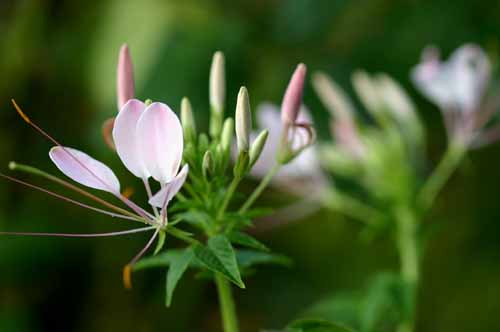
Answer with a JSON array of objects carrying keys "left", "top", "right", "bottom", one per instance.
[
  {"left": 193, "top": 237, "right": 245, "bottom": 288},
  {"left": 166, "top": 248, "right": 194, "bottom": 307},
  {"left": 208, "top": 235, "right": 244, "bottom": 287},
  {"left": 229, "top": 231, "right": 270, "bottom": 252}
]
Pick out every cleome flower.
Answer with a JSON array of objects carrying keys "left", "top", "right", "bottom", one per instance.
[
  {"left": 1, "top": 45, "right": 188, "bottom": 289},
  {"left": 411, "top": 44, "right": 500, "bottom": 148}
]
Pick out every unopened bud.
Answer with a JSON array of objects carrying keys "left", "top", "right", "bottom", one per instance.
[
  {"left": 249, "top": 130, "right": 269, "bottom": 168},
  {"left": 209, "top": 51, "right": 225, "bottom": 138},
  {"left": 312, "top": 71, "right": 355, "bottom": 120},
  {"left": 202, "top": 150, "right": 213, "bottom": 178},
  {"left": 351, "top": 70, "right": 382, "bottom": 114},
  {"left": 117, "top": 44, "right": 135, "bottom": 111},
  {"left": 181, "top": 97, "right": 196, "bottom": 143},
  {"left": 235, "top": 87, "right": 252, "bottom": 152},
  {"left": 281, "top": 63, "right": 307, "bottom": 125},
  {"left": 220, "top": 117, "right": 235, "bottom": 155}
]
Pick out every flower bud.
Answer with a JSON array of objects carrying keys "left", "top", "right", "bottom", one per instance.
[
  {"left": 220, "top": 117, "right": 235, "bottom": 155},
  {"left": 181, "top": 97, "right": 196, "bottom": 144},
  {"left": 235, "top": 87, "right": 252, "bottom": 152},
  {"left": 249, "top": 129, "right": 269, "bottom": 168},
  {"left": 312, "top": 71, "right": 355, "bottom": 121},
  {"left": 351, "top": 70, "right": 383, "bottom": 115},
  {"left": 281, "top": 63, "right": 307, "bottom": 125},
  {"left": 209, "top": 51, "right": 225, "bottom": 138},
  {"left": 202, "top": 150, "right": 213, "bottom": 178},
  {"left": 117, "top": 44, "right": 135, "bottom": 110}
]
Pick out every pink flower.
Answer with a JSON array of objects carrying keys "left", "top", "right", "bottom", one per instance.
[
  {"left": 250, "top": 103, "right": 323, "bottom": 190},
  {"left": 411, "top": 44, "right": 496, "bottom": 146},
  {"left": 4, "top": 99, "right": 188, "bottom": 288}
]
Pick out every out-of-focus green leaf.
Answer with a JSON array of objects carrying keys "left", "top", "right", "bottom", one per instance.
[
  {"left": 229, "top": 231, "right": 270, "bottom": 252},
  {"left": 193, "top": 236, "right": 245, "bottom": 288},
  {"left": 165, "top": 247, "right": 194, "bottom": 307},
  {"left": 236, "top": 250, "right": 292, "bottom": 269},
  {"left": 287, "top": 318, "right": 357, "bottom": 332}
]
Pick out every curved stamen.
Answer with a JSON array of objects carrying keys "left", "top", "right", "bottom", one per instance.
[
  {"left": 0, "top": 172, "right": 144, "bottom": 222},
  {"left": 0, "top": 226, "right": 156, "bottom": 238},
  {"left": 9, "top": 162, "right": 139, "bottom": 219},
  {"left": 123, "top": 227, "right": 160, "bottom": 289}
]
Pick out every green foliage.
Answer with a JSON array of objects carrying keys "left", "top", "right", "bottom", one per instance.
[
  {"left": 229, "top": 231, "right": 270, "bottom": 252},
  {"left": 194, "top": 235, "right": 245, "bottom": 288},
  {"left": 287, "top": 318, "right": 357, "bottom": 332},
  {"left": 165, "top": 248, "right": 194, "bottom": 307}
]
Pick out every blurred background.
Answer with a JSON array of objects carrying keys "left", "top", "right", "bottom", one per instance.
[{"left": 1, "top": 0, "right": 500, "bottom": 331}]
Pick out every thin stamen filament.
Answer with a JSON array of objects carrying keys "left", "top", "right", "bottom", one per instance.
[
  {"left": 10, "top": 162, "right": 139, "bottom": 219},
  {"left": 142, "top": 178, "right": 159, "bottom": 217},
  {"left": 0, "top": 173, "right": 145, "bottom": 223},
  {"left": 0, "top": 226, "right": 156, "bottom": 238}
]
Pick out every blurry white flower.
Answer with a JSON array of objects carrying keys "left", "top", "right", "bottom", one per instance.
[
  {"left": 250, "top": 103, "right": 324, "bottom": 191},
  {"left": 411, "top": 44, "right": 494, "bottom": 146}
]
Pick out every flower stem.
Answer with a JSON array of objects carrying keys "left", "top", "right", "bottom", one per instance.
[
  {"left": 239, "top": 163, "right": 281, "bottom": 213},
  {"left": 215, "top": 274, "right": 239, "bottom": 332},
  {"left": 217, "top": 176, "right": 241, "bottom": 220},
  {"left": 418, "top": 144, "right": 465, "bottom": 212},
  {"left": 394, "top": 206, "right": 419, "bottom": 332},
  {"left": 322, "top": 188, "right": 383, "bottom": 225}
]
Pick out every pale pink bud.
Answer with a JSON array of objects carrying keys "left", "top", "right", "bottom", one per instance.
[
  {"left": 281, "top": 63, "right": 307, "bottom": 124},
  {"left": 116, "top": 44, "right": 136, "bottom": 110}
]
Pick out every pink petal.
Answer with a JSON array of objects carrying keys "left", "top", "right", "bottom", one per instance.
[
  {"left": 49, "top": 146, "right": 120, "bottom": 194},
  {"left": 117, "top": 44, "right": 135, "bottom": 110},
  {"left": 149, "top": 164, "right": 189, "bottom": 208},
  {"left": 281, "top": 63, "right": 307, "bottom": 124},
  {"left": 136, "top": 102, "right": 183, "bottom": 184},
  {"left": 112, "top": 99, "right": 149, "bottom": 178}
]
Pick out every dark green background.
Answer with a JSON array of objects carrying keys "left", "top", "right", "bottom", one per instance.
[{"left": 0, "top": 0, "right": 499, "bottom": 331}]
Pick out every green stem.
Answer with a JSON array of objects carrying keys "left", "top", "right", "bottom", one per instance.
[
  {"left": 217, "top": 176, "right": 241, "bottom": 220},
  {"left": 239, "top": 163, "right": 281, "bottom": 214},
  {"left": 394, "top": 206, "right": 419, "bottom": 332},
  {"left": 322, "top": 188, "right": 383, "bottom": 225},
  {"left": 418, "top": 144, "right": 465, "bottom": 212},
  {"left": 215, "top": 274, "right": 239, "bottom": 332}
]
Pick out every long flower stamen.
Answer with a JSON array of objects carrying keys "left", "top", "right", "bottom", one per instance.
[
  {"left": 9, "top": 162, "right": 139, "bottom": 219},
  {"left": 0, "top": 172, "right": 144, "bottom": 222},
  {"left": 142, "top": 178, "right": 159, "bottom": 217},
  {"left": 0, "top": 226, "right": 156, "bottom": 238},
  {"left": 123, "top": 228, "right": 161, "bottom": 289},
  {"left": 11, "top": 99, "right": 152, "bottom": 220}
]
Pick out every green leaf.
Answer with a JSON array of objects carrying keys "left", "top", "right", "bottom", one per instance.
[
  {"left": 165, "top": 248, "right": 194, "bottom": 307},
  {"left": 236, "top": 250, "right": 292, "bottom": 269},
  {"left": 229, "top": 231, "right": 270, "bottom": 252},
  {"left": 134, "top": 249, "right": 202, "bottom": 271},
  {"left": 193, "top": 236, "right": 245, "bottom": 288},
  {"left": 288, "top": 318, "right": 357, "bottom": 332},
  {"left": 154, "top": 231, "right": 166, "bottom": 255}
]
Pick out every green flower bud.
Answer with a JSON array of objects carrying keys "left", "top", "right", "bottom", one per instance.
[
  {"left": 202, "top": 150, "right": 213, "bottom": 178},
  {"left": 249, "top": 129, "right": 269, "bottom": 168},
  {"left": 209, "top": 51, "right": 225, "bottom": 138},
  {"left": 181, "top": 97, "right": 196, "bottom": 144},
  {"left": 235, "top": 86, "right": 252, "bottom": 152},
  {"left": 220, "top": 117, "right": 234, "bottom": 155}
]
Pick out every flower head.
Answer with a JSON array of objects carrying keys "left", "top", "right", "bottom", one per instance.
[{"left": 411, "top": 44, "right": 496, "bottom": 146}]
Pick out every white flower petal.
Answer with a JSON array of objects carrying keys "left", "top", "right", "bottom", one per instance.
[
  {"left": 136, "top": 102, "right": 183, "bottom": 184},
  {"left": 49, "top": 146, "right": 120, "bottom": 194},
  {"left": 149, "top": 164, "right": 189, "bottom": 208},
  {"left": 112, "top": 99, "right": 149, "bottom": 178}
]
